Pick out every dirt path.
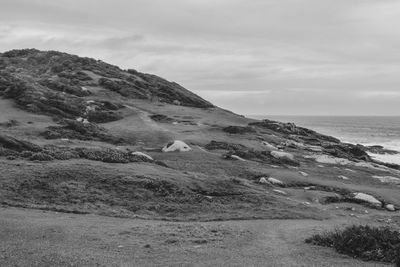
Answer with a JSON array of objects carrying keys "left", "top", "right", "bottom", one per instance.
[{"left": 0, "top": 207, "right": 388, "bottom": 267}]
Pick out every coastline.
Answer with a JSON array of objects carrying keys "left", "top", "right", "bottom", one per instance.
[{"left": 248, "top": 115, "right": 400, "bottom": 165}]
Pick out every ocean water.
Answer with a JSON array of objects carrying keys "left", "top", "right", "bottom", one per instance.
[{"left": 249, "top": 115, "right": 400, "bottom": 165}]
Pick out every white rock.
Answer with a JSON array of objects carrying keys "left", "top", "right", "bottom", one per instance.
[
  {"left": 353, "top": 193, "right": 381, "bottom": 206},
  {"left": 273, "top": 189, "right": 287, "bottom": 195},
  {"left": 230, "top": 155, "right": 246, "bottom": 161},
  {"left": 261, "top": 141, "right": 277, "bottom": 150},
  {"left": 172, "top": 122, "right": 179, "bottom": 125},
  {"left": 86, "top": 100, "right": 95, "bottom": 104},
  {"left": 131, "top": 151, "right": 153, "bottom": 161},
  {"left": 82, "top": 119, "right": 89, "bottom": 124},
  {"left": 162, "top": 140, "right": 191, "bottom": 152},
  {"left": 304, "top": 186, "right": 316, "bottom": 190},
  {"left": 270, "top": 151, "right": 294, "bottom": 161},
  {"left": 299, "top": 171, "right": 308, "bottom": 177},
  {"left": 60, "top": 138, "right": 69, "bottom": 141},
  {"left": 385, "top": 204, "right": 395, "bottom": 211},
  {"left": 76, "top": 117, "right": 84, "bottom": 122},
  {"left": 338, "top": 175, "right": 349, "bottom": 180},
  {"left": 267, "top": 177, "right": 284, "bottom": 186},
  {"left": 81, "top": 86, "right": 89, "bottom": 91},
  {"left": 307, "top": 154, "right": 351, "bottom": 165},
  {"left": 372, "top": 176, "right": 400, "bottom": 184},
  {"left": 259, "top": 177, "right": 269, "bottom": 184}
]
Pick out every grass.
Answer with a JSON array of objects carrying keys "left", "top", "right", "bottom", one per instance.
[{"left": 306, "top": 225, "right": 400, "bottom": 264}]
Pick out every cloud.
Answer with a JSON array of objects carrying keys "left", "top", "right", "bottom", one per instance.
[{"left": 0, "top": 0, "right": 399, "bottom": 115}]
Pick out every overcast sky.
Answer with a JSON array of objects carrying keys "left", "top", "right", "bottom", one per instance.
[{"left": 1, "top": 0, "right": 400, "bottom": 116}]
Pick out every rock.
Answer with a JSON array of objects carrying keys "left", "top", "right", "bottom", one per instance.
[
  {"left": 372, "top": 176, "right": 400, "bottom": 184},
  {"left": 304, "top": 186, "right": 316, "bottom": 190},
  {"left": 259, "top": 177, "right": 269, "bottom": 184},
  {"left": 162, "top": 140, "right": 191, "bottom": 152},
  {"left": 267, "top": 177, "right": 284, "bottom": 186},
  {"left": 353, "top": 193, "right": 381, "bottom": 206},
  {"left": 131, "top": 151, "right": 153, "bottom": 161},
  {"left": 385, "top": 204, "right": 395, "bottom": 211},
  {"left": 261, "top": 141, "right": 277, "bottom": 150},
  {"left": 273, "top": 189, "right": 287, "bottom": 195},
  {"left": 299, "top": 171, "right": 308, "bottom": 177},
  {"left": 270, "top": 151, "right": 294, "bottom": 161},
  {"left": 338, "top": 175, "right": 349, "bottom": 180}
]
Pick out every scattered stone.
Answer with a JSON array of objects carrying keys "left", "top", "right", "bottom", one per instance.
[
  {"left": 304, "top": 186, "right": 316, "bottom": 190},
  {"left": 385, "top": 204, "right": 395, "bottom": 211},
  {"left": 270, "top": 151, "right": 294, "bottom": 161},
  {"left": 267, "top": 177, "right": 284, "bottom": 187},
  {"left": 273, "top": 189, "right": 287, "bottom": 195},
  {"left": 353, "top": 193, "right": 381, "bottom": 206},
  {"left": 372, "top": 175, "right": 400, "bottom": 184},
  {"left": 299, "top": 171, "right": 308, "bottom": 177},
  {"left": 131, "top": 151, "right": 153, "bottom": 161},
  {"left": 229, "top": 155, "right": 246, "bottom": 161},
  {"left": 261, "top": 141, "right": 277, "bottom": 150},
  {"left": 162, "top": 140, "right": 191, "bottom": 152}
]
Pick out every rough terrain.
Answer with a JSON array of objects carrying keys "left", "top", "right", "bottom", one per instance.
[{"left": 1, "top": 49, "right": 400, "bottom": 266}]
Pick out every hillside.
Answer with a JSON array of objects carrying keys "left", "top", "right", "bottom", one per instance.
[{"left": 1, "top": 49, "right": 400, "bottom": 266}]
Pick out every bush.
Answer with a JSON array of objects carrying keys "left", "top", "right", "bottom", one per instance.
[
  {"left": 86, "top": 110, "right": 123, "bottom": 123},
  {"left": 306, "top": 225, "right": 400, "bottom": 263},
  {"left": 223, "top": 126, "right": 255, "bottom": 134},
  {"left": 29, "top": 152, "right": 54, "bottom": 161}
]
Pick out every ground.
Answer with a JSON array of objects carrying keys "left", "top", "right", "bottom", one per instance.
[
  {"left": 0, "top": 207, "right": 391, "bottom": 267},
  {"left": 1, "top": 50, "right": 400, "bottom": 266}
]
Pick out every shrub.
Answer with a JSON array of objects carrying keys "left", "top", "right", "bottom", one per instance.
[
  {"left": 29, "top": 152, "right": 54, "bottom": 161},
  {"left": 306, "top": 225, "right": 400, "bottom": 263},
  {"left": 223, "top": 126, "right": 255, "bottom": 134},
  {"left": 86, "top": 110, "right": 123, "bottom": 123}
]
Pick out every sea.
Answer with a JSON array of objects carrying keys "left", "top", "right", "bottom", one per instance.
[{"left": 248, "top": 115, "right": 400, "bottom": 165}]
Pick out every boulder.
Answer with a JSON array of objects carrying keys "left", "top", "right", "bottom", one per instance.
[
  {"left": 261, "top": 141, "right": 277, "bottom": 150},
  {"left": 131, "top": 151, "right": 153, "bottom": 161},
  {"left": 267, "top": 177, "right": 284, "bottom": 186},
  {"left": 385, "top": 204, "right": 396, "bottom": 211},
  {"left": 353, "top": 193, "right": 381, "bottom": 206},
  {"left": 230, "top": 155, "right": 246, "bottom": 161},
  {"left": 273, "top": 189, "right": 287, "bottom": 195},
  {"left": 271, "top": 151, "right": 294, "bottom": 161},
  {"left": 162, "top": 140, "right": 191, "bottom": 152}
]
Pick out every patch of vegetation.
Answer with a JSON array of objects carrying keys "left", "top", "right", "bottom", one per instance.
[
  {"left": 223, "top": 126, "right": 255, "bottom": 134},
  {"left": 41, "top": 119, "right": 125, "bottom": 144},
  {"left": 306, "top": 225, "right": 400, "bottom": 264},
  {"left": 150, "top": 114, "right": 174, "bottom": 123}
]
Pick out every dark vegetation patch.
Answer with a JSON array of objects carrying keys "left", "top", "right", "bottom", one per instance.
[
  {"left": 223, "top": 126, "right": 256, "bottom": 134},
  {"left": 41, "top": 119, "right": 124, "bottom": 144},
  {"left": 305, "top": 225, "right": 400, "bottom": 264},
  {"left": 150, "top": 114, "right": 174, "bottom": 123}
]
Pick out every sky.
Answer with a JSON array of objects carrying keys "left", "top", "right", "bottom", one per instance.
[{"left": 1, "top": 0, "right": 400, "bottom": 116}]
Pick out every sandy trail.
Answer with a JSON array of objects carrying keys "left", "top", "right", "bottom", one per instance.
[{"left": 0, "top": 207, "right": 387, "bottom": 267}]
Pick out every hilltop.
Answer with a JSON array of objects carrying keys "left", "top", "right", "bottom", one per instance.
[{"left": 1, "top": 49, "right": 400, "bottom": 266}]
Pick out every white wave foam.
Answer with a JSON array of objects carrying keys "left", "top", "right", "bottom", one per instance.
[{"left": 368, "top": 153, "right": 400, "bottom": 165}]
